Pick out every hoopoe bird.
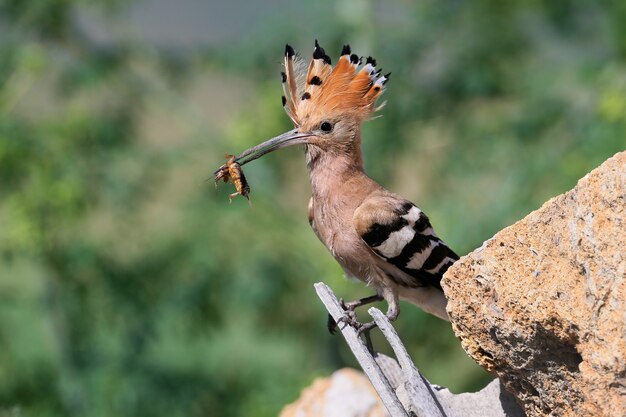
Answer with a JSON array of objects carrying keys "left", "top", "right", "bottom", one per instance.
[{"left": 223, "top": 41, "right": 459, "bottom": 332}]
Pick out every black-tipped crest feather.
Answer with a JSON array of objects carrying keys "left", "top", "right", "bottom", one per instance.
[
  {"left": 313, "top": 39, "right": 331, "bottom": 64},
  {"left": 285, "top": 44, "right": 295, "bottom": 57}
]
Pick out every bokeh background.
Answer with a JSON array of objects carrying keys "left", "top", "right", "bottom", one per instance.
[{"left": 1, "top": 0, "right": 625, "bottom": 416}]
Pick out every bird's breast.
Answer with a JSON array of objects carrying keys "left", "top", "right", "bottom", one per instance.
[{"left": 308, "top": 196, "right": 374, "bottom": 282}]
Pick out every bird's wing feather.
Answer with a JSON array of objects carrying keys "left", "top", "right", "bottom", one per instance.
[{"left": 353, "top": 196, "right": 459, "bottom": 289}]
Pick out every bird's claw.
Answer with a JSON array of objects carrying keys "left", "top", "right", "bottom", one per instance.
[
  {"left": 327, "top": 313, "right": 339, "bottom": 334},
  {"left": 327, "top": 296, "right": 385, "bottom": 335},
  {"left": 327, "top": 308, "right": 379, "bottom": 335},
  {"left": 328, "top": 310, "right": 357, "bottom": 334},
  {"left": 328, "top": 298, "right": 353, "bottom": 334},
  {"left": 356, "top": 320, "right": 377, "bottom": 335},
  {"left": 337, "top": 309, "right": 358, "bottom": 326}
]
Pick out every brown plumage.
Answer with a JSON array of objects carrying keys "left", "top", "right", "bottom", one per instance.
[{"left": 218, "top": 41, "right": 458, "bottom": 332}]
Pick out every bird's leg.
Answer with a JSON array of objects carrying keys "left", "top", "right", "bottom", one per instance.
[
  {"left": 327, "top": 294, "right": 383, "bottom": 334},
  {"left": 344, "top": 294, "right": 384, "bottom": 310},
  {"left": 356, "top": 288, "right": 400, "bottom": 335}
]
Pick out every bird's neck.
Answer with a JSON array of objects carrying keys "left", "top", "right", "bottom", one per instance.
[{"left": 305, "top": 135, "right": 368, "bottom": 199}]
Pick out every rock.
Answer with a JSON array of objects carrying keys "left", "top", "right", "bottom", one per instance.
[
  {"left": 281, "top": 352, "right": 524, "bottom": 417},
  {"left": 442, "top": 151, "right": 626, "bottom": 417},
  {"left": 279, "top": 368, "right": 388, "bottom": 417},
  {"left": 434, "top": 378, "right": 524, "bottom": 417},
  {"left": 379, "top": 352, "right": 525, "bottom": 417}
]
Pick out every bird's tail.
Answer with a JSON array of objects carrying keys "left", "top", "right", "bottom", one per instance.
[{"left": 399, "top": 285, "right": 450, "bottom": 322}]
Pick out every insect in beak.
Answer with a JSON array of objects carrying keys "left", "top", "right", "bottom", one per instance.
[
  {"left": 213, "top": 128, "right": 312, "bottom": 203},
  {"left": 214, "top": 154, "right": 251, "bottom": 204}
]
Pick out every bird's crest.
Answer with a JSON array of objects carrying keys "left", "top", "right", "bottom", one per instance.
[{"left": 281, "top": 41, "right": 389, "bottom": 126}]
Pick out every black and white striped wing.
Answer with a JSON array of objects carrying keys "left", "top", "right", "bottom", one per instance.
[{"left": 355, "top": 201, "right": 459, "bottom": 289}]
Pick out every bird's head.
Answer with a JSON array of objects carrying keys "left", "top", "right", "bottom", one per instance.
[{"left": 226, "top": 41, "right": 389, "bottom": 167}]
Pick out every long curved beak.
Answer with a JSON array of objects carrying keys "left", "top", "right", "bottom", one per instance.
[{"left": 214, "top": 128, "right": 312, "bottom": 175}]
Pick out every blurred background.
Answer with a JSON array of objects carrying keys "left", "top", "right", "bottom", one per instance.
[{"left": 0, "top": 0, "right": 625, "bottom": 416}]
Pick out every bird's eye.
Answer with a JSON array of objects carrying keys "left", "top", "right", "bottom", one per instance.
[{"left": 320, "top": 121, "right": 333, "bottom": 132}]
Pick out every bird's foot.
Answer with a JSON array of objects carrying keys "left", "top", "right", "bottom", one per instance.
[
  {"left": 327, "top": 295, "right": 385, "bottom": 334},
  {"left": 327, "top": 298, "right": 360, "bottom": 334},
  {"left": 355, "top": 307, "right": 399, "bottom": 335},
  {"left": 356, "top": 320, "right": 377, "bottom": 335},
  {"left": 326, "top": 298, "right": 358, "bottom": 334},
  {"left": 329, "top": 310, "right": 375, "bottom": 335}
]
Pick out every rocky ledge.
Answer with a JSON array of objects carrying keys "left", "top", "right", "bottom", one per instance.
[{"left": 442, "top": 151, "right": 626, "bottom": 417}]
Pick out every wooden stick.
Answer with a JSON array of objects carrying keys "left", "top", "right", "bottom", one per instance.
[
  {"left": 370, "top": 307, "right": 448, "bottom": 417},
  {"left": 314, "top": 282, "right": 525, "bottom": 417},
  {"left": 314, "top": 282, "right": 409, "bottom": 417}
]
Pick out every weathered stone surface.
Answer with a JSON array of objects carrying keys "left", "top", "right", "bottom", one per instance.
[
  {"left": 442, "top": 151, "right": 626, "bottom": 417},
  {"left": 279, "top": 368, "right": 388, "bottom": 417}
]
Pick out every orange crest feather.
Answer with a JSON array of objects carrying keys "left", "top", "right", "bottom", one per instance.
[{"left": 280, "top": 41, "right": 390, "bottom": 126}]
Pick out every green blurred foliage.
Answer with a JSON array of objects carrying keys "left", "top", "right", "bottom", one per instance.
[{"left": 0, "top": 0, "right": 625, "bottom": 416}]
